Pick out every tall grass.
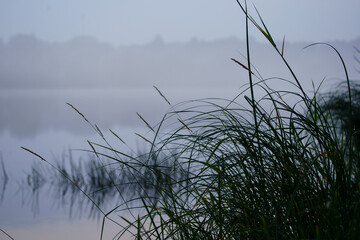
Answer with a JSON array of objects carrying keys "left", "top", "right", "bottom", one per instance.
[{"left": 23, "top": 0, "right": 360, "bottom": 239}]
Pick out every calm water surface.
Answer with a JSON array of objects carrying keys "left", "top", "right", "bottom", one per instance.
[{"left": 0, "top": 87, "right": 239, "bottom": 239}]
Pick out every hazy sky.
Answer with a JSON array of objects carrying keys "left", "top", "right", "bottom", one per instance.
[{"left": 0, "top": 0, "right": 359, "bottom": 45}]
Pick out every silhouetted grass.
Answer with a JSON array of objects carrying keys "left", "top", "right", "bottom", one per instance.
[{"left": 22, "top": 0, "right": 360, "bottom": 239}]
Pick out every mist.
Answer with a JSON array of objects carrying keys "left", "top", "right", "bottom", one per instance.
[{"left": 0, "top": 35, "right": 359, "bottom": 138}]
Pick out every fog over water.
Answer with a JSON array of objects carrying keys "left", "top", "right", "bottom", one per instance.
[
  {"left": 1, "top": 35, "right": 359, "bottom": 137},
  {"left": 0, "top": 35, "right": 359, "bottom": 239}
]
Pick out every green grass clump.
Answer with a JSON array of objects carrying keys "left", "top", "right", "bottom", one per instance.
[{"left": 22, "top": 1, "right": 360, "bottom": 239}]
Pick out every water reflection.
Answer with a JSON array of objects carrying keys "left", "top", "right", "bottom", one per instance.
[
  {"left": 0, "top": 155, "right": 9, "bottom": 203},
  {"left": 19, "top": 163, "right": 46, "bottom": 215},
  {"left": 21, "top": 148, "right": 187, "bottom": 219}
]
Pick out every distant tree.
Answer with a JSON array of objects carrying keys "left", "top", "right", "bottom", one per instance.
[
  {"left": 319, "top": 47, "right": 360, "bottom": 152},
  {"left": 321, "top": 82, "right": 360, "bottom": 141}
]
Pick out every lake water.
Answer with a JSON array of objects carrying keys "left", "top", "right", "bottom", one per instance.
[
  {"left": 0, "top": 72, "right": 352, "bottom": 239},
  {"left": 0, "top": 37, "right": 357, "bottom": 238},
  {"left": 0, "top": 87, "right": 242, "bottom": 239}
]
